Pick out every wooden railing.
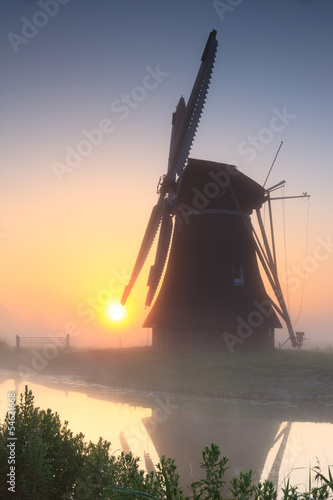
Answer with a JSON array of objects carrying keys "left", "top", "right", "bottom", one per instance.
[{"left": 15, "top": 334, "right": 69, "bottom": 351}]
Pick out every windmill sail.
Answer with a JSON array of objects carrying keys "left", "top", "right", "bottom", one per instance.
[
  {"left": 121, "top": 30, "right": 303, "bottom": 351},
  {"left": 121, "top": 30, "right": 218, "bottom": 306}
]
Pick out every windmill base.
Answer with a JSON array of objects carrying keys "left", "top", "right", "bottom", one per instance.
[{"left": 151, "top": 327, "right": 275, "bottom": 352}]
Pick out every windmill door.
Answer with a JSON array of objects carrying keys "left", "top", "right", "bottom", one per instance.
[{"left": 152, "top": 327, "right": 168, "bottom": 349}]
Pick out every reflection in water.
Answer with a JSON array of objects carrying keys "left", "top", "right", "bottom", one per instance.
[
  {"left": 262, "top": 421, "right": 333, "bottom": 492},
  {"left": 141, "top": 400, "right": 283, "bottom": 485},
  {"left": 261, "top": 421, "right": 292, "bottom": 485},
  {"left": 0, "top": 376, "right": 160, "bottom": 472},
  {"left": 0, "top": 374, "right": 332, "bottom": 491}
]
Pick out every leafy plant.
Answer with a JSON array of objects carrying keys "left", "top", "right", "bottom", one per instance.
[
  {"left": 254, "top": 479, "right": 277, "bottom": 500},
  {"left": 0, "top": 386, "right": 86, "bottom": 499},
  {"left": 229, "top": 470, "right": 255, "bottom": 500},
  {"left": 1, "top": 386, "right": 333, "bottom": 499},
  {"left": 189, "top": 442, "right": 229, "bottom": 499}
]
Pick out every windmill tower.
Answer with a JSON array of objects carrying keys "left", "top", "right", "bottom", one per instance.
[{"left": 121, "top": 30, "right": 307, "bottom": 351}]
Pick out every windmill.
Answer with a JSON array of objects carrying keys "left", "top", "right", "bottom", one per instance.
[{"left": 121, "top": 30, "right": 308, "bottom": 351}]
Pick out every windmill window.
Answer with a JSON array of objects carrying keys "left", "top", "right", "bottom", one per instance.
[{"left": 232, "top": 264, "right": 244, "bottom": 286}]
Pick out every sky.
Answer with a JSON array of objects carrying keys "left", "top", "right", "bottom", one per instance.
[{"left": 1, "top": 0, "right": 332, "bottom": 349}]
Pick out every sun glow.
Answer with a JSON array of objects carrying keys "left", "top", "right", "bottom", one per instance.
[{"left": 106, "top": 302, "right": 126, "bottom": 323}]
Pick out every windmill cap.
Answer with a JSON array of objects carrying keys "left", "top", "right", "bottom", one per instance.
[{"left": 176, "top": 158, "right": 265, "bottom": 211}]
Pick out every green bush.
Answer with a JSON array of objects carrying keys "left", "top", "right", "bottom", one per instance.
[
  {"left": 0, "top": 386, "right": 86, "bottom": 498},
  {"left": 0, "top": 386, "right": 332, "bottom": 499}
]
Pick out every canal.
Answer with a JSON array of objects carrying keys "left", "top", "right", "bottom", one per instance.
[{"left": 1, "top": 372, "right": 332, "bottom": 493}]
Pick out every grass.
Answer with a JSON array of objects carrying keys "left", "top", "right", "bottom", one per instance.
[{"left": 1, "top": 345, "right": 333, "bottom": 399}]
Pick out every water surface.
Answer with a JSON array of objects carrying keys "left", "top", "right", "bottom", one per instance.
[{"left": 1, "top": 373, "right": 332, "bottom": 492}]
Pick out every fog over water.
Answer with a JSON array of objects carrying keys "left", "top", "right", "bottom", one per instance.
[{"left": 1, "top": 373, "right": 332, "bottom": 492}]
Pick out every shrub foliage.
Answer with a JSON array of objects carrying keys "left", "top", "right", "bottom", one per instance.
[{"left": 0, "top": 386, "right": 332, "bottom": 499}]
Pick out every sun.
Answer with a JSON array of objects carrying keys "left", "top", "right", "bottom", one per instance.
[{"left": 105, "top": 302, "right": 126, "bottom": 323}]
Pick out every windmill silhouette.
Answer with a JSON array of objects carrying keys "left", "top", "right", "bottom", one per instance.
[{"left": 121, "top": 30, "right": 307, "bottom": 351}]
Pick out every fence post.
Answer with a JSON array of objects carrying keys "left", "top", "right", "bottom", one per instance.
[
  {"left": 65, "top": 334, "right": 70, "bottom": 349},
  {"left": 15, "top": 335, "right": 20, "bottom": 352}
]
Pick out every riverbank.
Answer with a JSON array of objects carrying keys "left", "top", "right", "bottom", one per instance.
[{"left": 1, "top": 346, "right": 332, "bottom": 402}]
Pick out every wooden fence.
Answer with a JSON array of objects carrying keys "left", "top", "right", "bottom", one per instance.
[{"left": 15, "top": 334, "right": 69, "bottom": 351}]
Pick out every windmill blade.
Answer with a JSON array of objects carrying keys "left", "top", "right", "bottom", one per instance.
[
  {"left": 167, "top": 29, "right": 218, "bottom": 180},
  {"left": 121, "top": 31, "right": 217, "bottom": 306},
  {"left": 167, "top": 96, "right": 186, "bottom": 174},
  {"left": 145, "top": 199, "right": 173, "bottom": 307},
  {"left": 121, "top": 200, "right": 163, "bottom": 305}
]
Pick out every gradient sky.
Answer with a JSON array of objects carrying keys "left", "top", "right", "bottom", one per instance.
[{"left": 1, "top": 0, "right": 332, "bottom": 349}]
